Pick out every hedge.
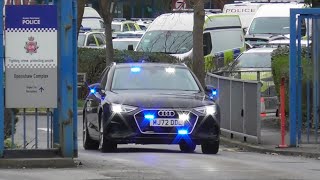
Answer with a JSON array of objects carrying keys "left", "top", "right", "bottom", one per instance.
[
  {"left": 4, "top": 108, "right": 19, "bottom": 148},
  {"left": 271, "top": 46, "right": 313, "bottom": 123},
  {"left": 78, "top": 48, "right": 186, "bottom": 99}
]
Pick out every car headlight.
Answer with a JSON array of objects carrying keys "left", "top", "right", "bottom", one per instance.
[
  {"left": 111, "top": 104, "right": 137, "bottom": 113},
  {"left": 194, "top": 105, "right": 217, "bottom": 115}
]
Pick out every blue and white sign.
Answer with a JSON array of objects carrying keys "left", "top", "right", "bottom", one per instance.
[{"left": 5, "top": 5, "right": 57, "bottom": 108}]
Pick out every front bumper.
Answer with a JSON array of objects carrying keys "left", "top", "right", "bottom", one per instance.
[{"left": 102, "top": 108, "right": 220, "bottom": 145}]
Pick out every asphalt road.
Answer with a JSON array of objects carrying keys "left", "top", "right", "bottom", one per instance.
[{"left": 1, "top": 115, "right": 320, "bottom": 180}]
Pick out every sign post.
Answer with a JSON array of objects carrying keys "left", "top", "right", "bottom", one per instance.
[{"left": 5, "top": 5, "right": 57, "bottom": 108}]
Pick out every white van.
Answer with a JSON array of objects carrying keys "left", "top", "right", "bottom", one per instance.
[
  {"left": 246, "top": 3, "right": 305, "bottom": 39},
  {"left": 135, "top": 12, "right": 246, "bottom": 72},
  {"left": 223, "top": 2, "right": 264, "bottom": 29}
]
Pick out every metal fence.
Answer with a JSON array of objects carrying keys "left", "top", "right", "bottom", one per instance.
[
  {"left": 206, "top": 73, "right": 262, "bottom": 143},
  {"left": 290, "top": 8, "right": 320, "bottom": 146},
  {"left": 218, "top": 70, "right": 279, "bottom": 116}
]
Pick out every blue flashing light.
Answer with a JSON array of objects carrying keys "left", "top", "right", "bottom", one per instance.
[
  {"left": 144, "top": 114, "right": 155, "bottom": 120},
  {"left": 131, "top": 67, "right": 141, "bottom": 73},
  {"left": 178, "top": 130, "right": 188, "bottom": 135},
  {"left": 90, "top": 88, "right": 96, "bottom": 94},
  {"left": 212, "top": 89, "right": 217, "bottom": 96}
]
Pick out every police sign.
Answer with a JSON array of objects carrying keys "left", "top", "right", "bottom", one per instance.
[{"left": 5, "top": 5, "right": 57, "bottom": 108}]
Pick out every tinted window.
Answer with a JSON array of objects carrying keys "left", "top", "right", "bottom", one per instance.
[
  {"left": 136, "top": 31, "right": 193, "bottom": 54},
  {"left": 249, "top": 17, "right": 290, "bottom": 35},
  {"left": 111, "top": 67, "right": 200, "bottom": 91},
  {"left": 231, "top": 52, "right": 272, "bottom": 70},
  {"left": 203, "top": 32, "right": 212, "bottom": 56}
]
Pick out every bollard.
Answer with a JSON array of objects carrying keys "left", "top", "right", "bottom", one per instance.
[{"left": 278, "top": 77, "right": 288, "bottom": 148}]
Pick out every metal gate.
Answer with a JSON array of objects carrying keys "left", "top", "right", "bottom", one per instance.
[
  {"left": 0, "top": 0, "right": 78, "bottom": 158},
  {"left": 290, "top": 8, "right": 320, "bottom": 147}
]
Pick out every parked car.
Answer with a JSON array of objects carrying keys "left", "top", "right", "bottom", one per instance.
[
  {"left": 224, "top": 47, "right": 278, "bottom": 116},
  {"left": 83, "top": 62, "right": 220, "bottom": 154},
  {"left": 78, "top": 31, "right": 106, "bottom": 48},
  {"left": 81, "top": 7, "right": 105, "bottom": 32}
]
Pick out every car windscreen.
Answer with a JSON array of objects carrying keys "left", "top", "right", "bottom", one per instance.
[
  {"left": 113, "top": 40, "right": 139, "bottom": 50},
  {"left": 78, "top": 34, "right": 85, "bottom": 46},
  {"left": 232, "top": 52, "right": 272, "bottom": 69},
  {"left": 82, "top": 19, "right": 103, "bottom": 29},
  {"left": 136, "top": 31, "right": 193, "bottom": 54},
  {"left": 111, "top": 67, "right": 200, "bottom": 92},
  {"left": 112, "top": 24, "right": 121, "bottom": 32},
  {"left": 249, "top": 17, "right": 289, "bottom": 35}
]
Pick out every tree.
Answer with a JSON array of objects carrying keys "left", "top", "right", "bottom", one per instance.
[
  {"left": 99, "top": 0, "right": 117, "bottom": 66},
  {"left": 77, "top": 0, "right": 87, "bottom": 36},
  {"left": 191, "top": 0, "right": 205, "bottom": 87}
]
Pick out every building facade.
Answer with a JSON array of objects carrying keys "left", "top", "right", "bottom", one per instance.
[{"left": 88, "top": 0, "right": 233, "bottom": 19}]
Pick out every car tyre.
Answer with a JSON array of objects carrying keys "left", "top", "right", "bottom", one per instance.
[
  {"left": 179, "top": 143, "right": 196, "bottom": 153},
  {"left": 83, "top": 113, "right": 99, "bottom": 150},
  {"left": 201, "top": 140, "right": 219, "bottom": 154},
  {"left": 99, "top": 118, "right": 117, "bottom": 153}
]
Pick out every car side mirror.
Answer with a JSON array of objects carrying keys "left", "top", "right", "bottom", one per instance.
[
  {"left": 205, "top": 85, "right": 218, "bottom": 101},
  {"left": 88, "top": 83, "right": 105, "bottom": 97},
  {"left": 243, "top": 28, "right": 248, "bottom": 35},
  {"left": 128, "top": 44, "right": 134, "bottom": 51}
]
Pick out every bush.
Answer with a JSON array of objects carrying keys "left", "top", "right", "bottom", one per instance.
[
  {"left": 78, "top": 48, "right": 186, "bottom": 99},
  {"left": 271, "top": 46, "right": 313, "bottom": 122},
  {"left": 4, "top": 108, "right": 19, "bottom": 140}
]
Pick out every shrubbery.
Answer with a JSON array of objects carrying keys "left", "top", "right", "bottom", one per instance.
[
  {"left": 4, "top": 108, "right": 19, "bottom": 148},
  {"left": 78, "top": 48, "right": 186, "bottom": 99},
  {"left": 271, "top": 46, "right": 313, "bottom": 122}
]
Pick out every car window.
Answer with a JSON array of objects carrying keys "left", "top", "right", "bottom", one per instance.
[
  {"left": 111, "top": 67, "right": 200, "bottom": 92},
  {"left": 231, "top": 52, "right": 272, "bottom": 70},
  {"left": 78, "top": 34, "right": 86, "bottom": 46},
  {"left": 112, "top": 24, "right": 121, "bottom": 32},
  {"left": 86, "top": 34, "right": 96, "bottom": 46},
  {"left": 203, "top": 32, "right": 212, "bottom": 56},
  {"left": 100, "top": 20, "right": 105, "bottom": 29},
  {"left": 113, "top": 40, "right": 139, "bottom": 50},
  {"left": 123, "top": 24, "right": 129, "bottom": 32},
  {"left": 249, "top": 17, "right": 290, "bottom": 35},
  {"left": 100, "top": 67, "right": 110, "bottom": 89},
  {"left": 127, "top": 23, "right": 136, "bottom": 31},
  {"left": 136, "top": 31, "right": 193, "bottom": 54},
  {"left": 211, "top": 29, "right": 244, "bottom": 53},
  {"left": 139, "top": 25, "right": 147, "bottom": 31},
  {"left": 94, "top": 33, "right": 105, "bottom": 46}
]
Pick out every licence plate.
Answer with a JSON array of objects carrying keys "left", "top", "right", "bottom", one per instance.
[{"left": 150, "top": 119, "right": 184, "bottom": 127}]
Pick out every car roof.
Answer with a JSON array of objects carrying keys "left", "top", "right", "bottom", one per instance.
[
  {"left": 112, "top": 38, "right": 141, "bottom": 42},
  {"left": 114, "top": 63, "right": 187, "bottom": 68},
  {"left": 243, "top": 48, "right": 275, "bottom": 53}
]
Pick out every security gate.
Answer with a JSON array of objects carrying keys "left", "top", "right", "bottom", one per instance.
[
  {"left": 0, "top": 0, "right": 78, "bottom": 158},
  {"left": 290, "top": 8, "right": 320, "bottom": 147}
]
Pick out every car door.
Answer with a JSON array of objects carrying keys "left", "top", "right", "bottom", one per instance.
[{"left": 85, "top": 67, "right": 110, "bottom": 137}]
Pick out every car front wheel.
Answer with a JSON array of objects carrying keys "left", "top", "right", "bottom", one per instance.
[
  {"left": 99, "top": 117, "right": 117, "bottom": 153},
  {"left": 83, "top": 113, "right": 99, "bottom": 150},
  {"left": 201, "top": 140, "right": 219, "bottom": 154}
]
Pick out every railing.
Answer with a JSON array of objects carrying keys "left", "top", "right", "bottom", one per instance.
[{"left": 206, "top": 73, "right": 262, "bottom": 143}]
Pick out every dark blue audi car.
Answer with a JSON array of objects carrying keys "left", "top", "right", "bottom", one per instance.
[{"left": 83, "top": 62, "right": 220, "bottom": 154}]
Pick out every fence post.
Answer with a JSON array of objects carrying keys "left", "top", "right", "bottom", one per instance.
[
  {"left": 278, "top": 77, "right": 288, "bottom": 148},
  {"left": 72, "top": 0, "right": 78, "bottom": 157},
  {"left": 59, "top": 0, "right": 74, "bottom": 157},
  {"left": 289, "top": 9, "right": 297, "bottom": 147},
  {"left": 0, "top": 0, "right": 4, "bottom": 157}
]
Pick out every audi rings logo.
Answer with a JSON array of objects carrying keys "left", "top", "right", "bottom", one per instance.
[{"left": 158, "top": 110, "right": 175, "bottom": 117}]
